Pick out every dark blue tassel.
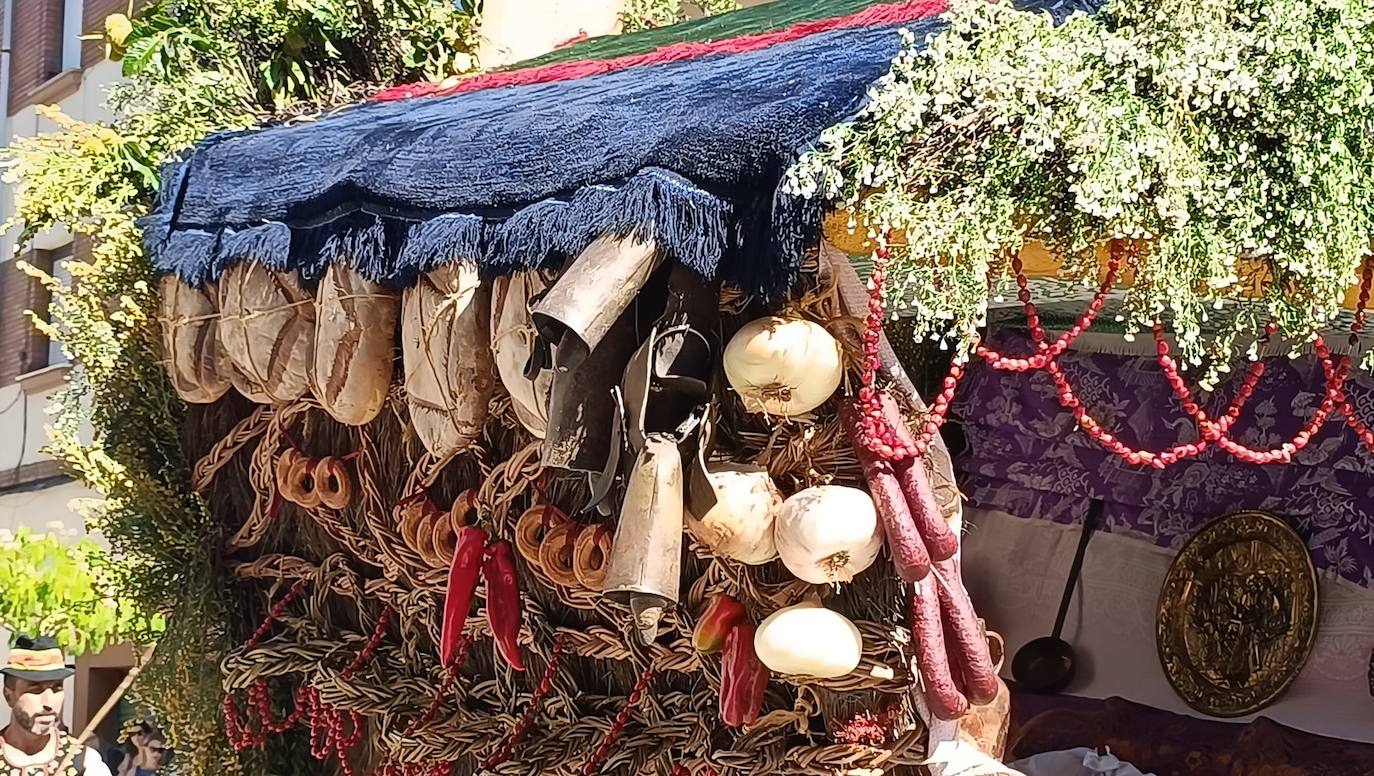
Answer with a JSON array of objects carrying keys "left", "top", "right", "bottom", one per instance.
[
  {"left": 139, "top": 213, "right": 172, "bottom": 273},
  {"left": 397, "top": 213, "right": 486, "bottom": 280},
  {"left": 218, "top": 222, "right": 292, "bottom": 275},
  {"left": 321, "top": 216, "right": 388, "bottom": 279},
  {"left": 761, "top": 183, "right": 824, "bottom": 300},
  {"left": 601, "top": 168, "right": 731, "bottom": 280},
  {"left": 160, "top": 228, "right": 220, "bottom": 287},
  {"left": 485, "top": 199, "right": 575, "bottom": 273}
]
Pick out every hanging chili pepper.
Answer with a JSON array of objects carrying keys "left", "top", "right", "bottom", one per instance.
[
  {"left": 692, "top": 593, "right": 746, "bottom": 654},
  {"left": 441, "top": 525, "right": 488, "bottom": 666},
  {"left": 483, "top": 539, "right": 526, "bottom": 671},
  {"left": 718, "top": 622, "right": 768, "bottom": 728}
]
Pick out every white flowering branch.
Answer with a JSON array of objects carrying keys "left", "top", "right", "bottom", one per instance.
[{"left": 789, "top": 0, "right": 1374, "bottom": 373}]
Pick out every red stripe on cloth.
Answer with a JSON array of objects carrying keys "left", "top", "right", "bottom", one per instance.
[{"left": 373, "top": 0, "right": 947, "bottom": 102}]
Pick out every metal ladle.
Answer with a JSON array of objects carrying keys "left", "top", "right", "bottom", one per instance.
[{"left": 1011, "top": 498, "right": 1104, "bottom": 693}]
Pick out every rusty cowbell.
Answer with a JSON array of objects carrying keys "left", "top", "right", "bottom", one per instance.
[{"left": 602, "top": 434, "right": 684, "bottom": 645}]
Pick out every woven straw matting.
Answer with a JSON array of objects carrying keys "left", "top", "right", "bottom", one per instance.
[{"left": 190, "top": 270, "right": 940, "bottom": 775}]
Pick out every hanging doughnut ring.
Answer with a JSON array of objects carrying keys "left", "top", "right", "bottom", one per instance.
[
  {"left": 275, "top": 448, "right": 302, "bottom": 496},
  {"left": 432, "top": 490, "right": 478, "bottom": 565},
  {"left": 573, "top": 525, "right": 613, "bottom": 592},
  {"left": 285, "top": 455, "right": 320, "bottom": 509},
  {"left": 414, "top": 511, "right": 441, "bottom": 568},
  {"left": 313, "top": 457, "right": 353, "bottom": 510},
  {"left": 398, "top": 499, "right": 433, "bottom": 557},
  {"left": 538, "top": 522, "right": 582, "bottom": 588},
  {"left": 515, "top": 504, "right": 567, "bottom": 568}
]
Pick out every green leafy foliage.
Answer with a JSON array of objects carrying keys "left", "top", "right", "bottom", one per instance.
[
  {"left": 1, "top": 2, "right": 480, "bottom": 772},
  {"left": 621, "top": 0, "right": 740, "bottom": 33},
  {"left": 789, "top": 0, "right": 1374, "bottom": 382},
  {"left": 118, "top": 0, "right": 479, "bottom": 110},
  {"left": 0, "top": 529, "right": 159, "bottom": 656}
]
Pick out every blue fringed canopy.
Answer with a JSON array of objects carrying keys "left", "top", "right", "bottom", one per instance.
[{"left": 143, "top": 0, "right": 1102, "bottom": 298}]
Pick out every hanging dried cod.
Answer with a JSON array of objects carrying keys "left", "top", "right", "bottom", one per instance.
[
  {"left": 402, "top": 264, "right": 494, "bottom": 458},
  {"left": 158, "top": 276, "right": 231, "bottom": 404},
  {"left": 491, "top": 270, "right": 555, "bottom": 438},
  {"left": 313, "top": 265, "right": 399, "bottom": 426},
  {"left": 218, "top": 263, "right": 316, "bottom": 404}
]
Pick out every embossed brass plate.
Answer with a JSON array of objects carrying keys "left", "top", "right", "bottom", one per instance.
[{"left": 1156, "top": 510, "right": 1318, "bottom": 717}]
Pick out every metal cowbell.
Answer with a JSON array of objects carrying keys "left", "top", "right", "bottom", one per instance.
[{"left": 602, "top": 434, "right": 684, "bottom": 645}]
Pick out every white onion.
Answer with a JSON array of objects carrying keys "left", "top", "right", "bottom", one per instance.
[
  {"left": 755, "top": 601, "right": 863, "bottom": 678},
  {"left": 685, "top": 463, "right": 782, "bottom": 565},
  {"left": 774, "top": 485, "right": 882, "bottom": 584},
  {"left": 723, "top": 317, "right": 843, "bottom": 416}
]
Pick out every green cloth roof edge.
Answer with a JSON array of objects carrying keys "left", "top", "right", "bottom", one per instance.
[{"left": 514, "top": 0, "right": 890, "bottom": 69}]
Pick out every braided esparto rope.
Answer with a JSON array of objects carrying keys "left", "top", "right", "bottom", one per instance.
[
  {"left": 193, "top": 405, "right": 273, "bottom": 490},
  {"left": 208, "top": 264, "right": 934, "bottom": 775}
]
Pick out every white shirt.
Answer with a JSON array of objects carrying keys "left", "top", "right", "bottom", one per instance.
[{"left": 79, "top": 747, "right": 112, "bottom": 776}]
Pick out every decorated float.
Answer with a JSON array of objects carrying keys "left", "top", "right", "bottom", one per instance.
[{"left": 140, "top": 0, "right": 1374, "bottom": 773}]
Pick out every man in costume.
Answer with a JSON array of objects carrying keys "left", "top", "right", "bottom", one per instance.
[
  {"left": 113, "top": 723, "right": 167, "bottom": 776},
  {"left": 0, "top": 636, "right": 110, "bottom": 776}
]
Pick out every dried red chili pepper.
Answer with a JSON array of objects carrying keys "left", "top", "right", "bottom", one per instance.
[
  {"left": 483, "top": 539, "right": 526, "bottom": 671},
  {"left": 692, "top": 593, "right": 746, "bottom": 654},
  {"left": 441, "top": 525, "right": 488, "bottom": 666},
  {"left": 718, "top": 622, "right": 768, "bottom": 728}
]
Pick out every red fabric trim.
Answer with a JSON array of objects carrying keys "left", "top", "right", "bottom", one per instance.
[{"left": 373, "top": 0, "right": 947, "bottom": 102}]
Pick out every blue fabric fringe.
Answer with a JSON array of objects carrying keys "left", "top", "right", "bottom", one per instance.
[{"left": 144, "top": 0, "right": 1106, "bottom": 298}]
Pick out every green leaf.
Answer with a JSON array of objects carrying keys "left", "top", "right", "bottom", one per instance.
[{"left": 119, "top": 33, "right": 159, "bottom": 77}]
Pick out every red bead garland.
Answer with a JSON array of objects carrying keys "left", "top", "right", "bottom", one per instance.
[
  {"left": 1021, "top": 254, "right": 1374, "bottom": 467},
  {"left": 854, "top": 245, "right": 935, "bottom": 461},
  {"left": 861, "top": 233, "right": 1374, "bottom": 468},
  {"left": 405, "top": 635, "right": 472, "bottom": 735},
  {"left": 975, "top": 243, "right": 1125, "bottom": 371},
  {"left": 247, "top": 578, "right": 309, "bottom": 647},
  {"left": 479, "top": 635, "right": 569, "bottom": 770},
  {"left": 855, "top": 241, "right": 1122, "bottom": 463},
  {"left": 342, "top": 606, "right": 395, "bottom": 680},
  {"left": 222, "top": 587, "right": 399, "bottom": 772},
  {"left": 579, "top": 666, "right": 657, "bottom": 776},
  {"left": 307, "top": 685, "right": 365, "bottom": 776},
  {"left": 222, "top": 579, "right": 313, "bottom": 750},
  {"left": 374, "top": 764, "right": 449, "bottom": 776}
]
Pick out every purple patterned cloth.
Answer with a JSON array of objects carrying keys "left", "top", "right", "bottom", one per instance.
[{"left": 952, "top": 331, "right": 1374, "bottom": 588}]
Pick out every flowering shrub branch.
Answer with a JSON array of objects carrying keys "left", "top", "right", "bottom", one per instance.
[
  {"left": 789, "top": 0, "right": 1374, "bottom": 379},
  {"left": 1, "top": 2, "right": 479, "bottom": 773}
]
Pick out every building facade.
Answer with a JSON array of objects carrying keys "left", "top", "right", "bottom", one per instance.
[{"left": 0, "top": 0, "right": 136, "bottom": 750}]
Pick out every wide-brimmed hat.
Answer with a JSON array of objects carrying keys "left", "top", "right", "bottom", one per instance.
[{"left": 2, "top": 636, "right": 75, "bottom": 682}]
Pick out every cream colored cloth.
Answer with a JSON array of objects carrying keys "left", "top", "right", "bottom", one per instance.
[
  {"left": 962, "top": 507, "right": 1374, "bottom": 743},
  {"left": 1009, "top": 747, "right": 1151, "bottom": 776}
]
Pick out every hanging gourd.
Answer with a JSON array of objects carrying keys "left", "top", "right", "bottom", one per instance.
[{"left": 723, "top": 317, "right": 843, "bottom": 416}]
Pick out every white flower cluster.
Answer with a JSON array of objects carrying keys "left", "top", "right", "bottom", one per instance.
[{"left": 786, "top": 0, "right": 1374, "bottom": 367}]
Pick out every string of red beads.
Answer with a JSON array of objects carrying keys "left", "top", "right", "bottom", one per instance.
[
  {"left": 405, "top": 635, "right": 472, "bottom": 735},
  {"left": 579, "top": 666, "right": 657, "bottom": 776},
  {"left": 855, "top": 242, "right": 1120, "bottom": 462},
  {"left": 247, "top": 579, "right": 309, "bottom": 647},
  {"left": 342, "top": 606, "right": 395, "bottom": 680},
  {"left": 975, "top": 243, "right": 1125, "bottom": 371},
  {"left": 222, "top": 579, "right": 313, "bottom": 749},
  {"left": 479, "top": 635, "right": 570, "bottom": 770},
  {"left": 307, "top": 685, "right": 365, "bottom": 776},
  {"left": 373, "top": 763, "right": 449, "bottom": 776},
  {"left": 861, "top": 234, "right": 1374, "bottom": 467},
  {"left": 1032, "top": 294, "right": 1361, "bottom": 467}
]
